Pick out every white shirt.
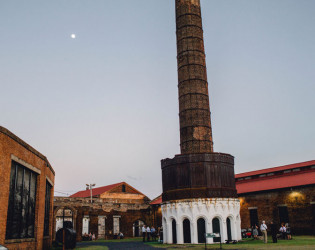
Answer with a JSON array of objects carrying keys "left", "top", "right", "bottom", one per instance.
[
  {"left": 260, "top": 223, "right": 267, "bottom": 231},
  {"left": 142, "top": 226, "right": 146, "bottom": 233},
  {"left": 146, "top": 227, "right": 151, "bottom": 232},
  {"left": 280, "top": 226, "right": 286, "bottom": 232}
]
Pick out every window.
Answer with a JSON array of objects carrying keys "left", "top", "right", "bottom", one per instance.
[
  {"left": 6, "top": 161, "right": 37, "bottom": 239},
  {"left": 122, "top": 185, "right": 126, "bottom": 192},
  {"left": 259, "top": 174, "right": 266, "bottom": 178},
  {"left": 44, "top": 181, "right": 52, "bottom": 236},
  {"left": 278, "top": 206, "right": 289, "bottom": 224},
  {"left": 249, "top": 208, "right": 259, "bottom": 228},
  {"left": 312, "top": 204, "right": 315, "bottom": 225}
]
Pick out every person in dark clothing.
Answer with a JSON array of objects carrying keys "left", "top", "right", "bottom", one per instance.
[{"left": 270, "top": 221, "right": 277, "bottom": 243}]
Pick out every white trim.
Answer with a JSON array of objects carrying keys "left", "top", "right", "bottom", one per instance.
[
  {"left": 11, "top": 154, "right": 41, "bottom": 174},
  {"left": 46, "top": 176, "right": 54, "bottom": 186},
  {"left": 248, "top": 207, "right": 257, "bottom": 210}
]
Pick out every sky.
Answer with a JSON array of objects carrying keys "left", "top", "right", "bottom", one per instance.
[{"left": 1, "top": 0, "right": 314, "bottom": 199}]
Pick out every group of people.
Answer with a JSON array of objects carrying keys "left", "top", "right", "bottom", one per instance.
[
  {"left": 252, "top": 221, "right": 292, "bottom": 243},
  {"left": 142, "top": 225, "right": 163, "bottom": 242},
  {"left": 82, "top": 232, "right": 96, "bottom": 241}
]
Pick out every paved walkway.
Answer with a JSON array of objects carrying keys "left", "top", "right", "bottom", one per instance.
[{"left": 77, "top": 241, "right": 164, "bottom": 249}]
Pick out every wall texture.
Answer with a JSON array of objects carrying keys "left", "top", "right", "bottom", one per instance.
[
  {"left": 239, "top": 185, "right": 315, "bottom": 235},
  {"left": 0, "top": 126, "right": 55, "bottom": 250}
]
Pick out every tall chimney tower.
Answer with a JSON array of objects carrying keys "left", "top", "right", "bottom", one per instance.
[
  {"left": 177, "top": 0, "right": 213, "bottom": 154},
  {"left": 161, "top": 0, "right": 241, "bottom": 244}
]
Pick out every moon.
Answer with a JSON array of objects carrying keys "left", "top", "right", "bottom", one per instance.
[{"left": 71, "top": 34, "right": 76, "bottom": 39}]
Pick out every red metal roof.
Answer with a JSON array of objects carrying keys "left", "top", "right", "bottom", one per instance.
[
  {"left": 150, "top": 195, "right": 162, "bottom": 205},
  {"left": 235, "top": 160, "right": 315, "bottom": 178},
  {"left": 70, "top": 182, "right": 124, "bottom": 198},
  {"left": 236, "top": 170, "right": 315, "bottom": 194}
]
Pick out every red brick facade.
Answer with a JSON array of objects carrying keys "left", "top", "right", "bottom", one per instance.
[
  {"left": 0, "top": 126, "right": 55, "bottom": 249},
  {"left": 239, "top": 185, "right": 315, "bottom": 234}
]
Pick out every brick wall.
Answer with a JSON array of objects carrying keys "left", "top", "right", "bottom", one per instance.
[
  {"left": 53, "top": 197, "right": 153, "bottom": 241},
  {"left": 239, "top": 185, "right": 315, "bottom": 235},
  {"left": 0, "top": 127, "right": 55, "bottom": 249}
]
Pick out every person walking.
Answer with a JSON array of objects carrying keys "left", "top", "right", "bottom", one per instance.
[
  {"left": 260, "top": 220, "right": 268, "bottom": 243},
  {"left": 146, "top": 225, "right": 151, "bottom": 242},
  {"left": 151, "top": 226, "right": 156, "bottom": 241},
  {"left": 252, "top": 225, "right": 258, "bottom": 240},
  {"left": 142, "top": 224, "right": 147, "bottom": 242},
  {"left": 270, "top": 221, "right": 277, "bottom": 243}
]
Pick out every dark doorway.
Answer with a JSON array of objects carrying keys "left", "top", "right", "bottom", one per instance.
[
  {"left": 133, "top": 220, "right": 144, "bottom": 237},
  {"left": 172, "top": 219, "right": 177, "bottom": 244},
  {"left": 197, "top": 218, "right": 206, "bottom": 243},
  {"left": 212, "top": 218, "right": 220, "bottom": 243},
  {"left": 227, "top": 217, "right": 232, "bottom": 241},
  {"left": 249, "top": 209, "right": 259, "bottom": 228},
  {"left": 278, "top": 206, "right": 289, "bottom": 224},
  {"left": 183, "top": 219, "right": 191, "bottom": 243},
  {"left": 312, "top": 205, "right": 315, "bottom": 235}
]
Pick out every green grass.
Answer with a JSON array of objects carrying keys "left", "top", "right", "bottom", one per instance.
[{"left": 146, "top": 235, "right": 315, "bottom": 249}]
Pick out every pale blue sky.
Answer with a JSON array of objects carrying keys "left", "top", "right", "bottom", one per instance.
[{"left": 1, "top": 0, "right": 314, "bottom": 199}]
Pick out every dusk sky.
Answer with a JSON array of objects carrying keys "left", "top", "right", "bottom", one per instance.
[{"left": 1, "top": 0, "right": 314, "bottom": 199}]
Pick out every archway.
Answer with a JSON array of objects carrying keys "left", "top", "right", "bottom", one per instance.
[
  {"left": 172, "top": 219, "right": 177, "bottom": 244},
  {"left": 197, "top": 218, "right": 206, "bottom": 243},
  {"left": 226, "top": 217, "right": 232, "bottom": 241},
  {"left": 183, "top": 219, "right": 191, "bottom": 243},
  {"left": 55, "top": 207, "right": 74, "bottom": 231},
  {"left": 212, "top": 218, "right": 220, "bottom": 243},
  {"left": 133, "top": 220, "right": 145, "bottom": 237}
]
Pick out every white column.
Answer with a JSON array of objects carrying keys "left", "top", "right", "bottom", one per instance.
[
  {"left": 166, "top": 222, "right": 172, "bottom": 244},
  {"left": 236, "top": 217, "right": 242, "bottom": 240},
  {"left": 221, "top": 219, "right": 227, "bottom": 243},
  {"left": 162, "top": 218, "right": 166, "bottom": 243},
  {"left": 206, "top": 220, "right": 213, "bottom": 244},
  {"left": 232, "top": 218, "right": 237, "bottom": 240},
  {"left": 177, "top": 221, "right": 183, "bottom": 244},
  {"left": 192, "top": 220, "right": 198, "bottom": 244}
]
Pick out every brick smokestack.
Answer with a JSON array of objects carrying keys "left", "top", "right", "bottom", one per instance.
[{"left": 176, "top": 0, "right": 213, "bottom": 154}]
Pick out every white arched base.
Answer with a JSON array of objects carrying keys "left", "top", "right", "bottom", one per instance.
[{"left": 162, "top": 198, "right": 241, "bottom": 244}]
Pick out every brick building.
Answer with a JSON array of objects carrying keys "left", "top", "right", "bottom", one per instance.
[
  {"left": 152, "top": 160, "right": 315, "bottom": 236},
  {"left": 53, "top": 182, "right": 155, "bottom": 241},
  {"left": 236, "top": 160, "right": 315, "bottom": 235},
  {"left": 0, "top": 126, "right": 55, "bottom": 249}
]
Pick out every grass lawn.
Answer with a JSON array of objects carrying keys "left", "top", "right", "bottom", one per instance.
[{"left": 146, "top": 236, "right": 315, "bottom": 249}]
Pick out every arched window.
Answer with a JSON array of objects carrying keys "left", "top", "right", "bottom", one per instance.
[
  {"left": 197, "top": 218, "right": 206, "bottom": 243},
  {"left": 183, "top": 219, "right": 191, "bottom": 243},
  {"left": 227, "top": 217, "right": 232, "bottom": 241},
  {"left": 172, "top": 219, "right": 177, "bottom": 244},
  {"left": 212, "top": 218, "right": 220, "bottom": 243}
]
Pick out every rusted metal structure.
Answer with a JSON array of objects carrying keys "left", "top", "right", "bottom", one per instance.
[{"left": 161, "top": 0, "right": 238, "bottom": 202}]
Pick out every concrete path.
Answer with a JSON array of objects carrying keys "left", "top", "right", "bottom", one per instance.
[{"left": 77, "top": 241, "right": 164, "bottom": 249}]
